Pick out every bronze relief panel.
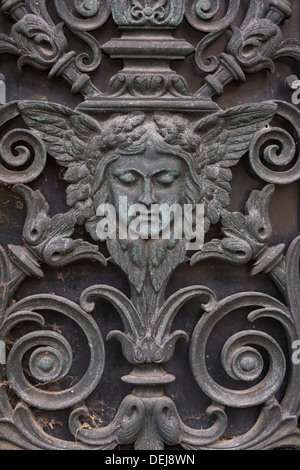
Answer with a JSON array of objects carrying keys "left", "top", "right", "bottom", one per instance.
[{"left": 0, "top": 0, "right": 299, "bottom": 450}]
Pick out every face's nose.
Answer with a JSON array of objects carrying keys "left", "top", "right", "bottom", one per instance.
[{"left": 138, "top": 177, "right": 156, "bottom": 207}]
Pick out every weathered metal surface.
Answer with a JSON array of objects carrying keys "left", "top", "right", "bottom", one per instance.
[{"left": 0, "top": 0, "right": 299, "bottom": 450}]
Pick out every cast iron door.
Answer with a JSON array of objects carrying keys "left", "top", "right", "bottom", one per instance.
[{"left": 0, "top": 0, "right": 299, "bottom": 451}]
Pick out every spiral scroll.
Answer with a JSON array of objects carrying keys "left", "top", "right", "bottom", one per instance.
[
  {"left": 0, "top": 128, "right": 47, "bottom": 184},
  {"left": 185, "top": 0, "right": 240, "bottom": 73},
  {"left": 0, "top": 103, "right": 47, "bottom": 184},
  {"left": 54, "top": 0, "right": 110, "bottom": 73},
  {"left": 54, "top": 0, "right": 110, "bottom": 30},
  {"left": 3, "top": 294, "right": 105, "bottom": 410},
  {"left": 190, "top": 292, "right": 292, "bottom": 408},
  {"left": 249, "top": 101, "right": 300, "bottom": 184}
]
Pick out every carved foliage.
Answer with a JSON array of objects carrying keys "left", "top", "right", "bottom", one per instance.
[{"left": 111, "top": 0, "right": 185, "bottom": 26}]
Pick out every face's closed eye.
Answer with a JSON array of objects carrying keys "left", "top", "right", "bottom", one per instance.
[
  {"left": 154, "top": 170, "right": 180, "bottom": 187},
  {"left": 113, "top": 170, "right": 140, "bottom": 185}
]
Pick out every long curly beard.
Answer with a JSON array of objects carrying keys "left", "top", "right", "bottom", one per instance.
[{"left": 107, "top": 236, "right": 186, "bottom": 294}]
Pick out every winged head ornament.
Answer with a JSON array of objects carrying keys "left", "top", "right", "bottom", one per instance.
[{"left": 18, "top": 101, "right": 277, "bottom": 292}]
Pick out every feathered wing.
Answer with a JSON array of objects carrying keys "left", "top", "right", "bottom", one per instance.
[
  {"left": 18, "top": 101, "right": 102, "bottom": 167},
  {"left": 18, "top": 101, "right": 102, "bottom": 223},
  {"left": 194, "top": 101, "right": 278, "bottom": 232}
]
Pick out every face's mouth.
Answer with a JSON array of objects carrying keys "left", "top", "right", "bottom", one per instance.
[{"left": 122, "top": 209, "right": 178, "bottom": 240}]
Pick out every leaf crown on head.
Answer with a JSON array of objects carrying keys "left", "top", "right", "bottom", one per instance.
[{"left": 18, "top": 101, "right": 277, "bottom": 235}]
